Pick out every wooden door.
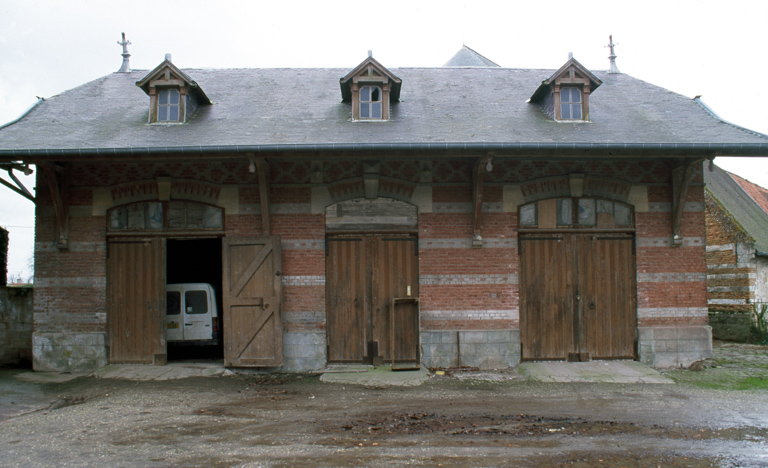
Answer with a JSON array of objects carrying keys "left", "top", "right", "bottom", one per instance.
[
  {"left": 222, "top": 236, "right": 283, "bottom": 367},
  {"left": 520, "top": 233, "right": 636, "bottom": 361},
  {"left": 578, "top": 234, "right": 637, "bottom": 359},
  {"left": 326, "top": 235, "right": 419, "bottom": 363},
  {"left": 107, "top": 238, "right": 166, "bottom": 364}
]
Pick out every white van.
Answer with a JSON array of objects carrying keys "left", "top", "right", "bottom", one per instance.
[{"left": 166, "top": 283, "right": 220, "bottom": 344}]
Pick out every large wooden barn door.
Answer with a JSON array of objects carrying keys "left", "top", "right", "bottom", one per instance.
[
  {"left": 326, "top": 235, "right": 419, "bottom": 363},
  {"left": 520, "top": 233, "right": 636, "bottom": 361},
  {"left": 107, "top": 238, "right": 166, "bottom": 364},
  {"left": 222, "top": 237, "right": 283, "bottom": 367}
]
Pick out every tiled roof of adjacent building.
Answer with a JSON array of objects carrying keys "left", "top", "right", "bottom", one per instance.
[{"left": 705, "top": 164, "right": 768, "bottom": 253}]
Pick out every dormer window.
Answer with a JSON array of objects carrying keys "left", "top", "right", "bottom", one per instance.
[
  {"left": 560, "top": 87, "right": 582, "bottom": 120},
  {"left": 360, "top": 86, "right": 382, "bottom": 119},
  {"left": 158, "top": 88, "right": 181, "bottom": 122},
  {"left": 136, "top": 55, "right": 211, "bottom": 124},
  {"left": 529, "top": 57, "right": 602, "bottom": 122},
  {"left": 340, "top": 54, "right": 401, "bottom": 122}
]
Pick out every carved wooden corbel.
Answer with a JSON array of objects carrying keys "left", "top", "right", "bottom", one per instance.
[
  {"left": 254, "top": 157, "right": 271, "bottom": 236},
  {"left": 40, "top": 162, "right": 69, "bottom": 250},
  {"left": 472, "top": 155, "right": 493, "bottom": 248},
  {"left": 671, "top": 159, "right": 702, "bottom": 246}
]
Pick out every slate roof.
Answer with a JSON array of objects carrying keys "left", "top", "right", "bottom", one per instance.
[
  {"left": 1, "top": 65, "right": 767, "bottom": 158},
  {"left": 705, "top": 164, "right": 768, "bottom": 253},
  {"left": 443, "top": 46, "right": 500, "bottom": 67}
]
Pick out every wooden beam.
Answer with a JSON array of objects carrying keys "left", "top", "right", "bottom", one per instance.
[
  {"left": 671, "top": 159, "right": 701, "bottom": 245},
  {"left": 255, "top": 157, "right": 271, "bottom": 236},
  {"left": 40, "top": 162, "right": 69, "bottom": 250},
  {"left": 472, "top": 156, "right": 491, "bottom": 248}
]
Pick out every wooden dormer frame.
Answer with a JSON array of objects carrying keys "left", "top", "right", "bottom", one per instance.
[
  {"left": 530, "top": 57, "right": 602, "bottom": 122},
  {"left": 136, "top": 59, "right": 211, "bottom": 124},
  {"left": 340, "top": 56, "right": 401, "bottom": 121}
]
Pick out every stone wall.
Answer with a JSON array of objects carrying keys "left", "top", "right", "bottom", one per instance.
[
  {"left": 0, "top": 286, "right": 33, "bottom": 366},
  {"left": 708, "top": 312, "right": 753, "bottom": 342}
]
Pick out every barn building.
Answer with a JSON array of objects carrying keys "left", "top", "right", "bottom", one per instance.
[{"left": 2, "top": 43, "right": 767, "bottom": 373}]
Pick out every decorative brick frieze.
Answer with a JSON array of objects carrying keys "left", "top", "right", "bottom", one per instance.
[
  {"left": 637, "top": 307, "right": 708, "bottom": 319},
  {"left": 35, "top": 241, "right": 106, "bottom": 253},
  {"left": 636, "top": 237, "right": 705, "bottom": 247},
  {"left": 420, "top": 309, "right": 517, "bottom": 321},
  {"left": 270, "top": 203, "right": 311, "bottom": 214},
  {"left": 281, "top": 239, "right": 324, "bottom": 250},
  {"left": 282, "top": 276, "right": 325, "bottom": 286},
  {"left": 419, "top": 238, "right": 517, "bottom": 249},
  {"left": 637, "top": 272, "right": 706, "bottom": 283},
  {"left": 420, "top": 274, "right": 517, "bottom": 285}
]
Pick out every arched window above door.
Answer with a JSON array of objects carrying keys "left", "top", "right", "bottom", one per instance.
[{"left": 519, "top": 197, "right": 633, "bottom": 229}]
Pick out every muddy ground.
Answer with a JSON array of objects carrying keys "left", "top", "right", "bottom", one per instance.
[{"left": 1, "top": 342, "right": 767, "bottom": 468}]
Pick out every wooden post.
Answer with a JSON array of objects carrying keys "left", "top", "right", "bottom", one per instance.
[
  {"left": 255, "top": 158, "right": 271, "bottom": 236},
  {"left": 671, "top": 159, "right": 701, "bottom": 246},
  {"left": 472, "top": 156, "right": 491, "bottom": 248},
  {"left": 40, "top": 162, "right": 69, "bottom": 250}
]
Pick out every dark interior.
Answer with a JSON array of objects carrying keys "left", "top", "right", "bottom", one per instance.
[{"left": 166, "top": 238, "right": 223, "bottom": 361}]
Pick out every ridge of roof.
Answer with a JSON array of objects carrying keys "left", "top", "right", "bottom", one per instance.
[{"left": 443, "top": 45, "right": 500, "bottom": 67}]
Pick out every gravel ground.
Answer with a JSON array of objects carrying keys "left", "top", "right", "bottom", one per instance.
[{"left": 0, "top": 341, "right": 766, "bottom": 468}]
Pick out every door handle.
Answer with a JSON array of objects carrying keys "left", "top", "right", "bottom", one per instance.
[{"left": 576, "top": 295, "right": 580, "bottom": 301}]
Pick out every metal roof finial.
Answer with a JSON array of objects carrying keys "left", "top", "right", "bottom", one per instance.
[
  {"left": 117, "top": 32, "right": 131, "bottom": 73},
  {"left": 606, "top": 35, "right": 620, "bottom": 74}
]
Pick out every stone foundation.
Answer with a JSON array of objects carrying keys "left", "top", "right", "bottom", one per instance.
[
  {"left": 421, "top": 329, "right": 520, "bottom": 369},
  {"left": 638, "top": 326, "right": 713, "bottom": 368},
  {"left": 32, "top": 332, "right": 107, "bottom": 372},
  {"left": 281, "top": 331, "right": 326, "bottom": 372},
  {"left": 709, "top": 312, "right": 753, "bottom": 342}
]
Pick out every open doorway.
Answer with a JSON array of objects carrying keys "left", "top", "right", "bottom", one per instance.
[{"left": 166, "top": 238, "right": 223, "bottom": 362}]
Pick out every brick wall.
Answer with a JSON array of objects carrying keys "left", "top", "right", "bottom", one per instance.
[
  {"left": 704, "top": 190, "right": 756, "bottom": 312},
  {"left": 32, "top": 157, "right": 711, "bottom": 371}
]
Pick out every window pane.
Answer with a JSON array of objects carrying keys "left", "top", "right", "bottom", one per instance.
[
  {"left": 597, "top": 200, "right": 613, "bottom": 213},
  {"left": 578, "top": 198, "right": 596, "bottom": 226},
  {"left": 159, "top": 90, "right": 168, "bottom": 105},
  {"left": 520, "top": 204, "right": 537, "bottom": 226},
  {"left": 571, "top": 88, "right": 581, "bottom": 103},
  {"left": 169, "top": 89, "right": 179, "bottom": 104},
  {"left": 127, "top": 204, "right": 145, "bottom": 229},
  {"left": 158, "top": 106, "right": 168, "bottom": 121},
  {"left": 615, "top": 204, "right": 632, "bottom": 226},
  {"left": 360, "top": 103, "right": 369, "bottom": 118},
  {"left": 561, "top": 104, "right": 571, "bottom": 120},
  {"left": 372, "top": 102, "right": 382, "bottom": 119},
  {"left": 572, "top": 105, "right": 582, "bottom": 120},
  {"left": 185, "top": 291, "right": 208, "bottom": 314},
  {"left": 147, "top": 202, "right": 163, "bottom": 229},
  {"left": 110, "top": 207, "right": 127, "bottom": 230},
  {"left": 167, "top": 292, "right": 181, "bottom": 315},
  {"left": 561, "top": 88, "right": 570, "bottom": 102},
  {"left": 371, "top": 87, "right": 380, "bottom": 102},
  {"left": 169, "top": 106, "right": 179, "bottom": 121},
  {"left": 361, "top": 86, "right": 370, "bottom": 101},
  {"left": 556, "top": 198, "right": 572, "bottom": 226},
  {"left": 204, "top": 206, "right": 223, "bottom": 228}
]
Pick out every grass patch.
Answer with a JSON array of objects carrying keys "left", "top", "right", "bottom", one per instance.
[{"left": 681, "top": 375, "right": 768, "bottom": 391}]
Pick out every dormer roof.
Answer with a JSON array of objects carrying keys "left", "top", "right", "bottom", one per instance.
[
  {"left": 340, "top": 55, "right": 402, "bottom": 102},
  {"left": 136, "top": 58, "right": 211, "bottom": 105},
  {"left": 529, "top": 57, "right": 602, "bottom": 103}
]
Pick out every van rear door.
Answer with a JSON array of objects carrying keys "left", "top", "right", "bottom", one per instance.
[
  {"left": 183, "top": 286, "right": 214, "bottom": 341},
  {"left": 166, "top": 287, "right": 183, "bottom": 342}
]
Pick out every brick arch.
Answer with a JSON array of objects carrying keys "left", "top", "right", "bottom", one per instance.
[
  {"left": 326, "top": 176, "right": 417, "bottom": 206},
  {"left": 519, "top": 175, "right": 631, "bottom": 204},
  {"left": 108, "top": 178, "right": 222, "bottom": 207}
]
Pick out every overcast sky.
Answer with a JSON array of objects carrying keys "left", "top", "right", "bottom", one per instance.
[{"left": 1, "top": 0, "right": 767, "bottom": 280}]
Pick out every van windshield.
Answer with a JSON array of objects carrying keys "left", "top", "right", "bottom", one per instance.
[{"left": 185, "top": 290, "right": 208, "bottom": 314}]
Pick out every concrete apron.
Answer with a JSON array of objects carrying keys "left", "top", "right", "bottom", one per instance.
[
  {"left": 517, "top": 360, "right": 674, "bottom": 384},
  {"left": 16, "top": 360, "right": 672, "bottom": 385}
]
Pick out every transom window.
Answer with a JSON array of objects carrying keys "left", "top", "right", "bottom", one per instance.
[
  {"left": 360, "top": 86, "right": 382, "bottom": 119},
  {"left": 158, "top": 88, "right": 181, "bottom": 122},
  {"left": 560, "top": 88, "right": 582, "bottom": 120},
  {"left": 519, "top": 197, "right": 633, "bottom": 229}
]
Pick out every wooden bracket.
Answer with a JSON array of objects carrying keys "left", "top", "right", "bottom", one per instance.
[
  {"left": 472, "top": 155, "right": 492, "bottom": 248},
  {"left": 40, "top": 162, "right": 69, "bottom": 250},
  {"left": 671, "top": 159, "right": 701, "bottom": 246},
  {"left": 255, "top": 157, "right": 271, "bottom": 236}
]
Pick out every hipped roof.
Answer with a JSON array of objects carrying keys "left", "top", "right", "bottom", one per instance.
[{"left": 1, "top": 66, "right": 767, "bottom": 159}]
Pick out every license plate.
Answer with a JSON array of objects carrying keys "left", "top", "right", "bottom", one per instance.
[{"left": 167, "top": 323, "right": 179, "bottom": 329}]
